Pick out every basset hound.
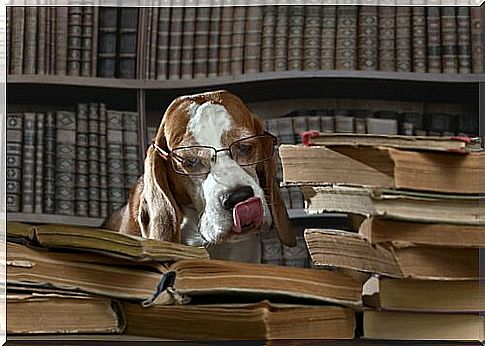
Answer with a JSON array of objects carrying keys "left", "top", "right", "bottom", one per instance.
[{"left": 103, "top": 90, "right": 296, "bottom": 262}]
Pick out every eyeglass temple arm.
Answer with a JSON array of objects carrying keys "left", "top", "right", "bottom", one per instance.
[{"left": 151, "top": 142, "right": 170, "bottom": 160}]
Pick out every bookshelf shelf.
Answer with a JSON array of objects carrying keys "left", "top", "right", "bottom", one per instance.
[{"left": 8, "top": 213, "right": 105, "bottom": 228}]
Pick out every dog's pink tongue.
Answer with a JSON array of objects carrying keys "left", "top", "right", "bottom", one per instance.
[{"left": 232, "top": 197, "right": 263, "bottom": 234}]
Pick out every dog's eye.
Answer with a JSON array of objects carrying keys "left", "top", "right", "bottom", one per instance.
[
  {"left": 182, "top": 156, "right": 202, "bottom": 169},
  {"left": 235, "top": 144, "right": 253, "bottom": 157}
]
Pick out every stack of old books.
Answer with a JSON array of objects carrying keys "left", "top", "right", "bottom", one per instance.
[
  {"left": 7, "top": 222, "right": 363, "bottom": 340},
  {"left": 280, "top": 133, "right": 483, "bottom": 341}
]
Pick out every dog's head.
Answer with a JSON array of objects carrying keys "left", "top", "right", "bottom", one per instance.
[{"left": 139, "top": 90, "right": 295, "bottom": 248}]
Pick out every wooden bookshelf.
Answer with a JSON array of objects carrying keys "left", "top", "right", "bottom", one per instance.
[{"left": 8, "top": 213, "right": 105, "bottom": 228}]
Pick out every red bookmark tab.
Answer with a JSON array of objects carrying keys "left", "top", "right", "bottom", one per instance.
[
  {"left": 449, "top": 136, "right": 471, "bottom": 143},
  {"left": 301, "top": 130, "right": 321, "bottom": 147}
]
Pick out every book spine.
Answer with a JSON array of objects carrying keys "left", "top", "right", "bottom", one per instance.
[
  {"left": 427, "top": 7, "right": 442, "bottom": 73},
  {"left": 378, "top": 6, "right": 396, "bottom": 71},
  {"left": 149, "top": 8, "right": 159, "bottom": 80},
  {"left": 261, "top": 234, "right": 283, "bottom": 266},
  {"left": 81, "top": 7, "right": 93, "bottom": 77},
  {"left": 23, "top": 7, "right": 37, "bottom": 75},
  {"left": 193, "top": 7, "right": 211, "bottom": 78},
  {"left": 412, "top": 7, "right": 427, "bottom": 73},
  {"left": 88, "top": 103, "right": 100, "bottom": 217},
  {"left": 261, "top": 5, "right": 276, "bottom": 72},
  {"left": 55, "top": 110, "right": 77, "bottom": 215},
  {"left": 56, "top": 7, "right": 69, "bottom": 75},
  {"left": 287, "top": 5, "right": 304, "bottom": 71},
  {"left": 218, "top": 6, "right": 234, "bottom": 76},
  {"left": 6, "top": 113, "right": 23, "bottom": 212},
  {"left": 145, "top": 7, "right": 152, "bottom": 79},
  {"left": 441, "top": 7, "right": 458, "bottom": 74},
  {"left": 336, "top": 5, "right": 358, "bottom": 70},
  {"left": 168, "top": 7, "right": 184, "bottom": 79},
  {"left": 97, "top": 7, "right": 118, "bottom": 78},
  {"left": 119, "top": 8, "right": 139, "bottom": 79},
  {"left": 207, "top": 5, "right": 221, "bottom": 77},
  {"left": 274, "top": 6, "right": 289, "bottom": 71},
  {"left": 358, "top": 6, "right": 378, "bottom": 71},
  {"left": 45, "top": 6, "right": 51, "bottom": 74},
  {"left": 156, "top": 7, "right": 171, "bottom": 80},
  {"left": 396, "top": 7, "right": 412, "bottom": 72},
  {"left": 99, "top": 103, "right": 109, "bottom": 218},
  {"left": 283, "top": 236, "right": 308, "bottom": 268},
  {"left": 91, "top": 7, "right": 99, "bottom": 77},
  {"left": 34, "top": 113, "right": 45, "bottom": 213},
  {"left": 49, "top": 8, "right": 56, "bottom": 74},
  {"left": 36, "top": 7, "right": 47, "bottom": 75},
  {"left": 291, "top": 116, "right": 308, "bottom": 144},
  {"left": 303, "top": 6, "right": 321, "bottom": 71},
  {"left": 107, "top": 110, "right": 126, "bottom": 213},
  {"left": 6, "top": 7, "right": 10, "bottom": 73},
  {"left": 22, "top": 112, "right": 36, "bottom": 213},
  {"left": 10, "top": 7, "right": 25, "bottom": 74},
  {"left": 43, "top": 111, "right": 56, "bottom": 213},
  {"left": 456, "top": 7, "right": 471, "bottom": 74},
  {"left": 123, "top": 112, "right": 141, "bottom": 191},
  {"left": 244, "top": 6, "right": 263, "bottom": 74},
  {"left": 320, "top": 5, "right": 336, "bottom": 70},
  {"left": 75, "top": 103, "right": 89, "bottom": 217},
  {"left": 181, "top": 7, "right": 195, "bottom": 79},
  {"left": 67, "top": 7, "right": 82, "bottom": 76},
  {"left": 231, "top": 6, "right": 246, "bottom": 75},
  {"left": 470, "top": 7, "right": 483, "bottom": 74}
]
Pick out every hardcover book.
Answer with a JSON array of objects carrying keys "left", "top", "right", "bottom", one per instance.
[
  {"left": 6, "top": 113, "right": 23, "bottom": 212},
  {"left": 244, "top": 6, "right": 263, "bottom": 74},
  {"left": 336, "top": 6, "right": 358, "bottom": 70},
  {"left": 395, "top": 7, "right": 412, "bottom": 72},
  {"left": 320, "top": 6, "right": 336, "bottom": 70},
  {"left": 261, "top": 5, "right": 276, "bottom": 72},
  {"left": 118, "top": 8, "right": 138, "bottom": 79},
  {"left": 378, "top": 6, "right": 396, "bottom": 71},
  {"left": 303, "top": 6, "right": 321, "bottom": 71},
  {"left": 427, "top": 7, "right": 442, "bottom": 73},
  {"left": 230, "top": 6, "right": 246, "bottom": 75},
  {"left": 207, "top": 5, "right": 222, "bottom": 77},
  {"left": 97, "top": 7, "right": 118, "bottom": 78},
  {"left": 34, "top": 113, "right": 45, "bottom": 214},
  {"left": 274, "top": 6, "right": 289, "bottom": 71},
  {"left": 470, "top": 6, "right": 484, "bottom": 73},
  {"left": 456, "top": 7, "right": 471, "bottom": 74},
  {"left": 411, "top": 7, "right": 427, "bottom": 72},
  {"left": 358, "top": 6, "right": 378, "bottom": 71},
  {"left": 67, "top": 6, "right": 83, "bottom": 76},
  {"left": 287, "top": 6, "right": 304, "bottom": 71},
  {"left": 193, "top": 7, "right": 211, "bottom": 78},
  {"left": 181, "top": 7, "right": 196, "bottom": 79},
  {"left": 22, "top": 113, "right": 37, "bottom": 213},
  {"left": 156, "top": 7, "right": 171, "bottom": 80},
  {"left": 441, "top": 7, "right": 458, "bottom": 74},
  {"left": 75, "top": 104, "right": 89, "bottom": 217},
  {"left": 218, "top": 6, "right": 234, "bottom": 76}
]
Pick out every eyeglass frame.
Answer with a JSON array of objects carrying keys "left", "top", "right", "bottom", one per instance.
[{"left": 151, "top": 132, "right": 278, "bottom": 176}]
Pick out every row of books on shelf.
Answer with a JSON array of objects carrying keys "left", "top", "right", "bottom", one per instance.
[
  {"left": 6, "top": 105, "right": 141, "bottom": 218},
  {"left": 7, "top": 7, "right": 138, "bottom": 78},
  {"left": 8, "top": 5, "right": 484, "bottom": 80}
]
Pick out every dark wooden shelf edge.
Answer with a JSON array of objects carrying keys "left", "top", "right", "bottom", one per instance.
[
  {"left": 8, "top": 71, "right": 485, "bottom": 90},
  {"left": 8, "top": 213, "right": 105, "bottom": 228}
]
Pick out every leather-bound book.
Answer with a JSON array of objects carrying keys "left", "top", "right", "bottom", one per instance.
[
  {"left": 56, "top": 7, "right": 69, "bottom": 75},
  {"left": 49, "top": 8, "right": 56, "bottom": 74},
  {"left": 6, "top": 113, "right": 23, "bottom": 212},
  {"left": 43, "top": 111, "right": 56, "bottom": 213},
  {"left": 55, "top": 110, "right": 77, "bottom": 215},
  {"left": 10, "top": 7, "right": 25, "bottom": 74},
  {"left": 91, "top": 7, "right": 99, "bottom": 77},
  {"left": 378, "top": 6, "right": 396, "bottom": 71},
  {"left": 470, "top": 6, "right": 483, "bottom": 74},
  {"left": 411, "top": 7, "right": 427, "bottom": 73},
  {"left": 37, "top": 7, "right": 47, "bottom": 74},
  {"left": 274, "top": 6, "right": 289, "bottom": 71},
  {"left": 207, "top": 5, "right": 221, "bottom": 77},
  {"left": 34, "top": 113, "right": 45, "bottom": 213},
  {"left": 456, "top": 7, "right": 471, "bottom": 74},
  {"left": 231, "top": 6, "right": 246, "bottom": 75},
  {"left": 181, "top": 6, "right": 196, "bottom": 79},
  {"left": 427, "top": 7, "right": 442, "bottom": 73},
  {"left": 261, "top": 6, "right": 276, "bottom": 72},
  {"left": 97, "top": 7, "right": 118, "bottom": 78},
  {"left": 22, "top": 113, "right": 37, "bottom": 213},
  {"left": 244, "top": 6, "right": 263, "bottom": 74},
  {"left": 67, "top": 7, "right": 82, "bottom": 76},
  {"left": 168, "top": 7, "right": 184, "bottom": 79},
  {"left": 156, "top": 7, "right": 171, "bottom": 80},
  {"left": 88, "top": 103, "right": 100, "bottom": 217},
  {"left": 358, "top": 6, "right": 378, "bottom": 71},
  {"left": 441, "top": 7, "right": 458, "bottom": 74},
  {"left": 303, "top": 6, "right": 321, "bottom": 71},
  {"left": 75, "top": 104, "right": 89, "bottom": 217},
  {"left": 148, "top": 7, "right": 159, "bottom": 80},
  {"left": 396, "top": 7, "right": 412, "bottom": 72},
  {"left": 320, "top": 5, "right": 336, "bottom": 70},
  {"left": 81, "top": 7, "right": 94, "bottom": 77},
  {"left": 107, "top": 110, "right": 126, "bottom": 212},
  {"left": 119, "top": 8, "right": 138, "bottom": 79},
  {"left": 218, "top": 6, "right": 234, "bottom": 76},
  {"left": 123, "top": 111, "right": 141, "bottom": 190},
  {"left": 98, "top": 103, "right": 109, "bottom": 218},
  {"left": 336, "top": 6, "right": 358, "bottom": 70},
  {"left": 145, "top": 7, "right": 153, "bottom": 79},
  {"left": 287, "top": 6, "right": 304, "bottom": 71},
  {"left": 23, "top": 7, "right": 37, "bottom": 75},
  {"left": 194, "top": 7, "right": 211, "bottom": 78}
]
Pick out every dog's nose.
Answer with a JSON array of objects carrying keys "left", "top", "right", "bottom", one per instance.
[{"left": 220, "top": 186, "right": 254, "bottom": 210}]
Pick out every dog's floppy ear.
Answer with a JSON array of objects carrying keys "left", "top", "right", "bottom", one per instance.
[
  {"left": 138, "top": 144, "right": 181, "bottom": 242},
  {"left": 254, "top": 119, "right": 296, "bottom": 247}
]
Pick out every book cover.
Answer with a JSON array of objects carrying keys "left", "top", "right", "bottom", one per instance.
[
  {"left": 396, "top": 7, "right": 412, "bottom": 72},
  {"left": 22, "top": 113, "right": 37, "bottom": 213},
  {"left": 43, "top": 111, "right": 56, "bottom": 214},
  {"left": 261, "top": 5, "right": 276, "bottom": 72},
  {"left": 97, "top": 7, "right": 118, "bottom": 78},
  {"left": 67, "top": 6, "right": 83, "bottom": 76},
  {"left": 10, "top": 7, "right": 25, "bottom": 74},
  {"left": 207, "top": 5, "right": 222, "bottom": 77},
  {"left": 181, "top": 7, "right": 196, "bottom": 79},
  {"left": 168, "top": 7, "right": 184, "bottom": 79},
  {"left": 119, "top": 8, "right": 138, "bottom": 79},
  {"left": 24, "top": 7, "right": 37, "bottom": 75},
  {"left": 88, "top": 103, "right": 100, "bottom": 217},
  {"left": 378, "top": 6, "right": 396, "bottom": 71},
  {"left": 411, "top": 7, "right": 427, "bottom": 73},
  {"left": 194, "top": 7, "right": 211, "bottom": 78},
  {"left": 218, "top": 6, "right": 234, "bottom": 76},
  {"left": 231, "top": 6, "right": 246, "bottom": 75},
  {"left": 6, "top": 113, "right": 23, "bottom": 212},
  {"left": 274, "top": 6, "right": 289, "bottom": 71},
  {"left": 156, "top": 7, "right": 171, "bottom": 80},
  {"left": 55, "top": 7, "right": 69, "bottom": 75},
  {"left": 441, "top": 7, "right": 458, "bottom": 74},
  {"left": 336, "top": 6, "right": 358, "bottom": 70},
  {"left": 98, "top": 103, "right": 109, "bottom": 218},
  {"left": 107, "top": 110, "right": 126, "bottom": 212},
  {"left": 427, "top": 7, "right": 442, "bottom": 73},
  {"left": 148, "top": 7, "right": 159, "bottom": 80},
  {"left": 358, "top": 6, "right": 378, "bottom": 71},
  {"left": 470, "top": 6, "right": 483, "bottom": 73},
  {"left": 244, "top": 6, "right": 263, "bottom": 74},
  {"left": 320, "top": 6, "right": 336, "bottom": 70},
  {"left": 34, "top": 113, "right": 45, "bottom": 214},
  {"left": 287, "top": 6, "right": 304, "bottom": 71},
  {"left": 81, "top": 7, "right": 94, "bottom": 77},
  {"left": 303, "top": 6, "right": 321, "bottom": 71},
  {"left": 75, "top": 103, "right": 89, "bottom": 217},
  {"left": 123, "top": 111, "right": 141, "bottom": 190},
  {"left": 457, "top": 7, "right": 471, "bottom": 74}
]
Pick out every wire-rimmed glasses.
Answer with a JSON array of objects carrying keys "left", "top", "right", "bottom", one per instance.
[{"left": 152, "top": 133, "right": 277, "bottom": 176}]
